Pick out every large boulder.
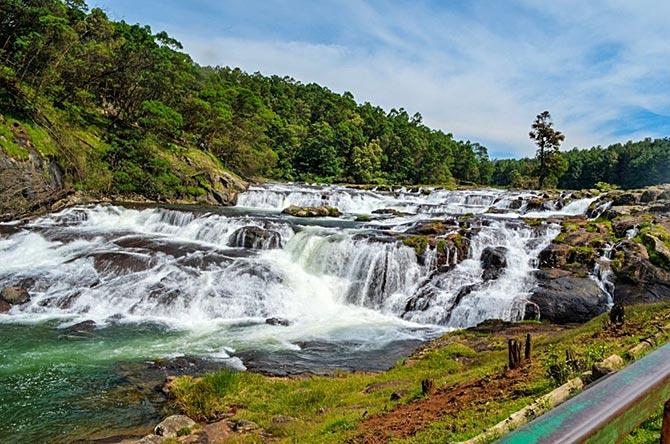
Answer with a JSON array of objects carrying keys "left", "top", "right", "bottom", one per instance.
[
  {"left": 527, "top": 270, "right": 609, "bottom": 324},
  {"left": 480, "top": 246, "right": 507, "bottom": 281},
  {"left": 1, "top": 287, "right": 30, "bottom": 305},
  {"left": 228, "top": 226, "right": 282, "bottom": 249}
]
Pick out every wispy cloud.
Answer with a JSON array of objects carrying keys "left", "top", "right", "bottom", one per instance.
[{"left": 91, "top": 0, "right": 670, "bottom": 157}]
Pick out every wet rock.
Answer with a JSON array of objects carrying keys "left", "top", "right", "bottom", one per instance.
[
  {"left": 228, "top": 226, "right": 282, "bottom": 249},
  {"left": 0, "top": 287, "right": 30, "bottom": 305},
  {"left": 525, "top": 197, "right": 549, "bottom": 212},
  {"left": 92, "top": 252, "right": 154, "bottom": 274},
  {"left": 229, "top": 419, "right": 258, "bottom": 432},
  {"left": 538, "top": 243, "right": 570, "bottom": 268},
  {"left": 405, "top": 220, "right": 455, "bottom": 236},
  {"left": 154, "top": 414, "right": 196, "bottom": 437},
  {"left": 523, "top": 301, "right": 541, "bottom": 321},
  {"left": 265, "top": 317, "right": 290, "bottom": 326},
  {"left": 612, "top": 192, "right": 639, "bottom": 206},
  {"left": 281, "top": 205, "right": 341, "bottom": 218},
  {"left": 508, "top": 197, "right": 524, "bottom": 210},
  {"left": 529, "top": 270, "right": 609, "bottom": 324},
  {"left": 640, "top": 190, "right": 660, "bottom": 203},
  {"left": 612, "top": 217, "right": 644, "bottom": 238},
  {"left": 63, "top": 320, "right": 97, "bottom": 334},
  {"left": 480, "top": 246, "right": 507, "bottom": 281},
  {"left": 0, "top": 299, "right": 11, "bottom": 313},
  {"left": 371, "top": 208, "right": 413, "bottom": 217}
]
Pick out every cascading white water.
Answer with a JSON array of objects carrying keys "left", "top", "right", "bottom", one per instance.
[{"left": 0, "top": 183, "right": 603, "bottom": 369}]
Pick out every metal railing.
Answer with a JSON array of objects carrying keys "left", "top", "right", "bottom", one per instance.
[{"left": 499, "top": 343, "right": 670, "bottom": 443}]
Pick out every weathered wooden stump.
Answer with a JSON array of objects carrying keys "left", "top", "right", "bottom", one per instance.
[
  {"left": 508, "top": 339, "right": 522, "bottom": 369},
  {"left": 524, "top": 333, "right": 532, "bottom": 360}
]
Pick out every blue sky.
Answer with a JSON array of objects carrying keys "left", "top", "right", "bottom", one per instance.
[{"left": 89, "top": 0, "right": 670, "bottom": 158}]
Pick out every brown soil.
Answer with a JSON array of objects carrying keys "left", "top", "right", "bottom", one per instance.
[
  {"left": 351, "top": 322, "right": 568, "bottom": 444},
  {"left": 351, "top": 365, "right": 535, "bottom": 444}
]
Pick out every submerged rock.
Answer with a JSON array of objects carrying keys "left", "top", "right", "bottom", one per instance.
[
  {"left": 281, "top": 205, "right": 341, "bottom": 217},
  {"left": 154, "top": 414, "right": 196, "bottom": 437},
  {"left": 528, "top": 270, "right": 609, "bottom": 324},
  {"left": 63, "top": 320, "right": 97, "bottom": 334},
  {"left": 480, "top": 246, "right": 507, "bottom": 281},
  {"left": 265, "top": 317, "right": 290, "bottom": 326}
]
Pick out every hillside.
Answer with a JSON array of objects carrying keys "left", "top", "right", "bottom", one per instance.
[{"left": 2, "top": 1, "right": 669, "bottom": 219}]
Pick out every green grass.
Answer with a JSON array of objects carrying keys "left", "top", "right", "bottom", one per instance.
[{"left": 169, "top": 303, "right": 670, "bottom": 443}]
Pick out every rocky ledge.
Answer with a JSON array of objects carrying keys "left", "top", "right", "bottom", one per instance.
[
  {"left": 281, "top": 205, "right": 342, "bottom": 217},
  {"left": 526, "top": 184, "right": 670, "bottom": 324}
]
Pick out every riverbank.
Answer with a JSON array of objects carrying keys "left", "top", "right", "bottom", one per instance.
[{"left": 151, "top": 303, "right": 670, "bottom": 443}]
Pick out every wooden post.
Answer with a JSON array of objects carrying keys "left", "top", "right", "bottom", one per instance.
[
  {"left": 525, "top": 333, "right": 532, "bottom": 360},
  {"left": 508, "top": 339, "right": 514, "bottom": 369},
  {"left": 509, "top": 339, "right": 522, "bottom": 369},
  {"left": 421, "top": 379, "right": 434, "bottom": 396},
  {"left": 662, "top": 399, "right": 670, "bottom": 444}
]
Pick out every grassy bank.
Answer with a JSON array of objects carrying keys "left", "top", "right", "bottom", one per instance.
[{"left": 168, "top": 303, "right": 670, "bottom": 443}]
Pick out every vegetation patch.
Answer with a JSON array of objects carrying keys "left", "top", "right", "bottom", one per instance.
[{"left": 169, "top": 304, "right": 670, "bottom": 443}]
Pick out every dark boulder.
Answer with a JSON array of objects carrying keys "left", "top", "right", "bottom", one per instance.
[
  {"left": 265, "top": 317, "right": 290, "bottom": 326},
  {"left": 480, "top": 246, "right": 507, "bottom": 281},
  {"left": 528, "top": 270, "right": 609, "bottom": 324},
  {"left": 640, "top": 190, "right": 660, "bottom": 203},
  {"left": 538, "top": 243, "right": 570, "bottom": 268},
  {"left": 612, "top": 192, "right": 640, "bottom": 206},
  {"left": 0, "top": 287, "right": 30, "bottom": 305},
  {"left": 228, "top": 226, "right": 282, "bottom": 249}
]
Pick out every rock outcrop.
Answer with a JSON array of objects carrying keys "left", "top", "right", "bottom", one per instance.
[
  {"left": 528, "top": 270, "right": 609, "bottom": 324},
  {"left": 0, "top": 139, "right": 67, "bottom": 221}
]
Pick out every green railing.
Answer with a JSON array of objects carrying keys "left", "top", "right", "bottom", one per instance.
[{"left": 499, "top": 343, "right": 670, "bottom": 443}]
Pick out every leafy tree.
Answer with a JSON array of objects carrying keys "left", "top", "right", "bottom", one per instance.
[{"left": 529, "top": 111, "right": 565, "bottom": 188}]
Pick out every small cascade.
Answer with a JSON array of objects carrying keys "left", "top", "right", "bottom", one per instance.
[
  {"left": 591, "top": 243, "right": 615, "bottom": 305},
  {"left": 402, "top": 220, "right": 559, "bottom": 328},
  {"left": 282, "top": 229, "right": 426, "bottom": 310}
]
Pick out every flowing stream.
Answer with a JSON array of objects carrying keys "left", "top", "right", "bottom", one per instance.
[{"left": 0, "top": 184, "right": 598, "bottom": 441}]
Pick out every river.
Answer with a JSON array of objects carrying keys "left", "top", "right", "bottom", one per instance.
[{"left": 0, "top": 184, "right": 599, "bottom": 442}]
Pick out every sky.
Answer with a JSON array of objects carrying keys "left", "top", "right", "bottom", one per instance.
[{"left": 89, "top": 0, "right": 670, "bottom": 158}]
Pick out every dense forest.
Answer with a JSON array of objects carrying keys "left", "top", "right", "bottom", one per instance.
[{"left": 0, "top": 0, "right": 668, "bottom": 198}]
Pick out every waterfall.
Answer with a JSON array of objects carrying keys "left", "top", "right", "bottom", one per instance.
[{"left": 0, "top": 183, "right": 601, "bottom": 349}]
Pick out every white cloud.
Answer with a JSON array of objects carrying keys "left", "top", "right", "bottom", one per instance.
[{"left": 167, "top": 0, "right": 670, "bottom": 157}]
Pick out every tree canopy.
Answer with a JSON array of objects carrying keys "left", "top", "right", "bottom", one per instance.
[{"left": 0, "top": 0, "right": 668, "bottom": 194}]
